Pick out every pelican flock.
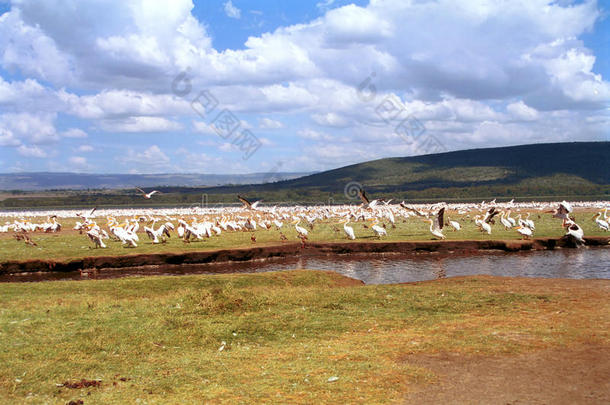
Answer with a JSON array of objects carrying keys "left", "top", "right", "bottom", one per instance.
[{"left": 0, "top": 194, "right": 607, "bottom": 251}]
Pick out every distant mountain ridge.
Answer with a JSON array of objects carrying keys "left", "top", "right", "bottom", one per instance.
[
  {"left": 1, "top": 142, "right": 607, "bottom": 208},
  {"left": 0, "top": 171, "right": 313, "bottom": 191}
]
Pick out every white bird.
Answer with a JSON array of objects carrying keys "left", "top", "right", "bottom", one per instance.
[
  {"left": 593, "top": 212, "right": 609, "bottom": 231},
  {"left": 500, "top": 212, "right": 512, "bottom": 230},
  {"left": 474, "top": 215, "right": 492, "bottom": 235},
  {"left": 341, "top": 218, "right": 356, "bottom": 240},
  {"left": 425, "top": 207, "right": 445, "bottom": 239},
  {"left": 516, "top": 225, "right": 533, "bottom": 240},
  {"left": 549, "top": 201, "right": 572, "bottom": 225},
  {"left": 292, "top": 218, "right": 308, "bottom": 238},
  {"left": 564, "top": 220, "right": 585, "bottom": 247},
  {"left": 136, "top": 187, "right": 161, "bottom": 199},
  {"left": 370, "top": 218, "right": 387, "bottom": 238},
  {"left": 238, "top": 195, "right": 262, "bottom": 210},
  {"left": 447, "top": 216, "right": 461, "bottom": 231},
  {"left": 86, "top": 228, "right": 107, "bottom": 248}
]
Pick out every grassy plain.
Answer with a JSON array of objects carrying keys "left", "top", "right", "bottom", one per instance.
[{"left": 1, "top": 270, "right": 608, "bottom": 404}]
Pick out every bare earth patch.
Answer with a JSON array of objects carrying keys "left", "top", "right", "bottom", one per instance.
[
  {"left": 404, "top": 344, "right": 609, "bottom": 404},
  {"left": 402, "top": 275, "right": 610, "bottom": 404}
]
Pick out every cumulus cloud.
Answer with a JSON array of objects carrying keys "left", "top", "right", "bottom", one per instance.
[
  {"left": 100, "top": 117, "right": 182, "bottom": 133},
  {"left": 76, "top": 145, "right": 94, "bottom": 153},
  {"left": 62, "top": 128, "right": 88, "bottom": 138},
  {"left": 258, "top": 118, "right": 284, "bottom": 129},
  {"left": 224, "top": 1, "right": 241, "bottom": 19},
  {"left": 119, "top": 145, "right": 171, "bottom": 172},
  {"left": 17, "top": 144, "right": 47, "bottom": 158},
  {"left": 0, "top": 0, "right": 607, "bottom": 173}
]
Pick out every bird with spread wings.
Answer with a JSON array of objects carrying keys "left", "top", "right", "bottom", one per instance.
[
  {"left": 136, "top": 187, "right": 161, "bottom": 199},
  {"left": 237, "top": 195, "right": 262, "bottom": 210}
]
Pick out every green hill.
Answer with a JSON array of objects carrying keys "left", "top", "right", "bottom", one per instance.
[{"left": 1, "top": 142, "right": 608, "bottom": 208}]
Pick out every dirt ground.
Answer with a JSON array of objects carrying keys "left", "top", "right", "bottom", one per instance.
[{"left": 403, "top": 344, "right": 609, "bottom": 404}]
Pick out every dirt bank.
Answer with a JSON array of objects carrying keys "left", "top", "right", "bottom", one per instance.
[{"left": 2, "top": 236, "right": 608, "bottom": 275}]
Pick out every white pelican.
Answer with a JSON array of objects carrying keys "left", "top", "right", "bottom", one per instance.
[
  {"left": 238, "top": 195, "right": 262, "bottom": 210},
  {"left": 516, "top": 225, "right": 533, "bottom": 240},
  {"left": 341, "top": 218, "right": 356, "bottom": 240},
  {"left": 549, "top": 201, "right": 572, "bottom": 225},
  {"left": 144, "top": 223, "right": 171, "bottom": 244},
  {"left": 524, "top": 213, "right": 536, "bottom": 230},
  {"left": 370, "top": 218, "right": 387, "bottom": 238},
  {"left": 358, "top": 188, "right": 380, "bottom": 210},
  {"left": 292, "top": 219, "right": 308, "bottom": 238},
  {"left": 474, "top": 215, "right": 491, "bottom": 234},
  {"left": 505, "top": 209, "right": 516, "bottom": 227},
  {"left": 447, "top": 216, "right": 461, "bottom": 231},
  {"left": 500, "top": 212, "right": 512, "bottom": 230},
  {"left": 564, "top": 220, "right": 585, "bottom": 246},
  {"left": 425, "top": 207, "right": 445, "bottom": 240},
  {"left": 593, "top": 212, "right": 609, "bottom": 231},
  {"left": 136, "top": 187, "right": 161, "bottom": 199},
  {"left": 86, "top": 228, "right": 107, "bottom": 248}
]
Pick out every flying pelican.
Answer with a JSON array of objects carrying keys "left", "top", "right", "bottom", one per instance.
[
  {"left": 482, "top": 207, "right": 499, "bottom": 224},
  {"left": 76, "top": 207, "right": 97, "bottom": 220},
  {"left": 341, "top": 218, "right": 356, "bottom": 240},
  {"left": 136, "top": 187, "right": 161, "bottom": 199},
  {"left": 238, "top": 195, "right": 262, "bottom": 210},
  {"left": 358, "top": 188, "right": 380, "bottom": 210},
  {"left": 425, "top": 207, "right": 445, "bottom": 240},
  {"left": 549, "top": 201, "right": 572, "bottom": 225}
]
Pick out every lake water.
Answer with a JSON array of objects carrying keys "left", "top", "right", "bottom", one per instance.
[{"left": 2, "top": 248, "right": 608, "bottom": 284}]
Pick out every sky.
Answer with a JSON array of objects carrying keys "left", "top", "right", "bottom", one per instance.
[{"left": 0, "top": 0, "right": 608, "bottom": 174}]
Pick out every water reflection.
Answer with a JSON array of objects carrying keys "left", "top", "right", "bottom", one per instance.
[{"left": 2, "top": 248, "right": 608, "bottom": 284}]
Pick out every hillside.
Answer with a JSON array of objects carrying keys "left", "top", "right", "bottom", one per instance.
[
  {"left": 0, "top": 171, "right": 312, "bottom": 191},
  {"left": 1, "top": 142, "right": 608, "bottom": 208}
]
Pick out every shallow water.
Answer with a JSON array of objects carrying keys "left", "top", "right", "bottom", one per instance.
[{"left": 2, "top": 248, "right": 608, "bottom": 284}]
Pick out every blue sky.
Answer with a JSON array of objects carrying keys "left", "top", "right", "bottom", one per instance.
[{"left": 0, "top": 0, "right": 608, "bottom": 174}]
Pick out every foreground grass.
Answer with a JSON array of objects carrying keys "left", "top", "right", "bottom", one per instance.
[
  {"left": 1, "top": 210, "right": 608, "bottom": 262},
  {"left": 1, "top": 271, "right": 608, "bottom": 404}
]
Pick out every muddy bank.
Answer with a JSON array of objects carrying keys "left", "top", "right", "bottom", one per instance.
[{"left": 2, "top": 236, "right": 609, "bottom": 275}]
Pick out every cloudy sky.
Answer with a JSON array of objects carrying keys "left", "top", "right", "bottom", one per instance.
[{"left": 0, "top": 0, "right": 608, "bottom": 174}]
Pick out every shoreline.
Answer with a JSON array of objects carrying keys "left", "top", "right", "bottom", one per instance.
[{"left": 3, "top": 236, "right": 609, "bottom": 275}]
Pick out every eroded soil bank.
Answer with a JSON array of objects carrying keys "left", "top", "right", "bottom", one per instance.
[{"left": 2, "top": 236, "right": 608, "bottom": 275}]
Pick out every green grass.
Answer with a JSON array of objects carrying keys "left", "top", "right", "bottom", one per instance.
[
  {"left": 1, "top": 210, "right": 607, "bottom": 262},
  {"left": 1, "top": 271, "right": 607, "bottom": 404}
]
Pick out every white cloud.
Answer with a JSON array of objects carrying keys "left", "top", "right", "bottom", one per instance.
[
  {"left": 62, "top": 128, "right": 88, "bottom": 138},
  {"left": 224, "top": 1, "right": 241, "bottom": 19},
  {"left": 311, "top": 112, "right": 349, "bottom": 127},
  {"left": 507, "top": 101, "right": 539, "bottom": 121},
  {"left": 77, "top": 145, "right": 94, "bottom": 153},
  {"left": 258, "top": 118, "right": 284, "bottom": 129},
  {"left": 0, "top": 112, "right": 58, "bottom": 144},
  {"left": 17, "top": 144, "right": 47, "bottom": 158},
  {"left": 192, "top": 120, "right": 217, "bottom": 135},
  {"left": 101, "top": 117, "right": 182, "bottom": 133},
  {"left": 119, "top": 145, "right": 171, "bottom": 171},
  {"left": 68, "top": 156, "right": 89, "bottom": 169},
  {"left": 0, "top": 0, "right": 607, "bottom": 173}
]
